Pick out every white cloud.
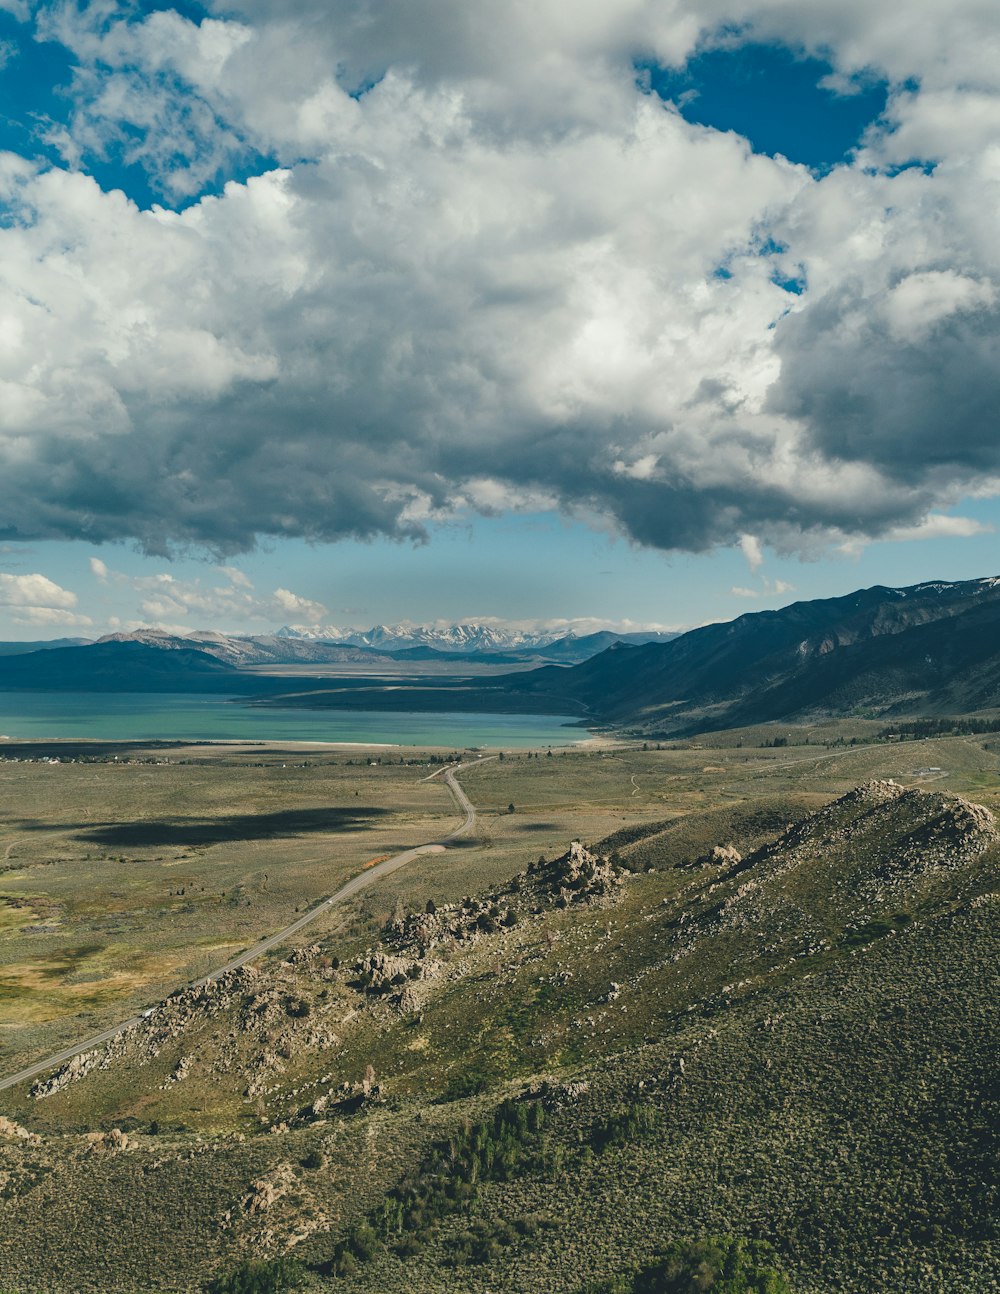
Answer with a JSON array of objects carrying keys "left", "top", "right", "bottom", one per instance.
[
  {"left": 91, "top": 561, "right": 329, "bottom": 629},
  {"left": 0, "top": 571, "right": 92, "bottom": 627},
  {"left": 8, "top": 606, "right": 93, "bottom": 627},
  {"left": 271, "top": 587, "right": 328, "bottom": 623},
  {"left": 0, "top": 1, "right": 997, "bottom": 562},
  {"left": 739, "top": 535, "right": 764, "bottom": 571},
  {"left": 880, "top": 271, "right": 996, "bottom": 345},
  {"left": 217, "top": 564, "right": 253, "bottom": 588},
  {"left": 0, "top": 572, "right": 78, "bottom": 609},
  {"left": 89, "top": 556, "right": 109, "bottom": 580},
  {"left": 885, "top": 514, "right": 994, "bottom": 542}
]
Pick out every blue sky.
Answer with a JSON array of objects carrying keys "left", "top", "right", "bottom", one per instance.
[
  {"left": 648, "top": 42, "right": 888, "bottom": 171},
  {"left": 6, "top": 507, "right": 1000, "bottom": 639},
  {"left": 0, "top": 2, "right": 998, "bottom": 638}
]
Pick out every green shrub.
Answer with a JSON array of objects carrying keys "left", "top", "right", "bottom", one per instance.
[
  {"left": 590, "top": 1099, "right": 657, "bottom": 1153},
  {"left": 586, "top": 1236, "right": 791, "bottom": 1294},
  {"left": 326, "top": 1096, "right": 548, "bottom": 1276},
  {"left": 205, "top": 1255, "right": 304, "bottom": 1294}
]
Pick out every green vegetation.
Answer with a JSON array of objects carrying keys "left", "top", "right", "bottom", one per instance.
[
  {"left": 586, "top": 1237, "right": 791, "bottom": 1294},
  {"left": 880, "top": 716, "right": 1000, "bottom": 739},
  {"left": 328, "top": 1097, "right": 547, "bottom": 1275},
  {"left": 206, "top": 1258, "right": 305, "bottom": 1293},
  {"left": 1, "top": 733, "right": 998, "bottom": 1291},
  {"left": 589, "top": 1097, "right": 657, "bottom": 1153}
]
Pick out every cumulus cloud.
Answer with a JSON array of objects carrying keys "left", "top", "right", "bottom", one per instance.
[
  {"left": 884, "top": 514, "right": 993, "bottom": 542},
  {"left": 0, "top": 1, "right": 997, "bottom": 559},
  {"left": 93, "top": 562, "right": 329, "bottom": 629},
  {"left": 271, "top": 587, "right": 328, "bottom": 623},
  {"left": 0, "top": 571, "right": 92, "bottom": 627},
  {"left": 0, "top": 572, "right": 78, "bottom": 609},
  {"left": 739, "top": 535, "right": 765, "bottom": 571}
]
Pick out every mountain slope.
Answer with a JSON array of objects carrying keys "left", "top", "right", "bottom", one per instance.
[
  {"left": 2, "top": 780, "right": 997, "bottom": 1292},
  {"left": 518, "top": 576, "right": 1000, "bottom": 730},
  {"left": 0, "top": 639, "right": 92, "bottom": 657},
  {"left": 0, "top": 641, "right": 249, "bottom": 692}
]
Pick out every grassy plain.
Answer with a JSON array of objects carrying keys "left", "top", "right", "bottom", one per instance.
[
  {"left": 0, "top": 724, "right": 998, "bottom": 1293},
  {"left": 2, "top": 725, "right": 997, "bottom": 1076},
  {"left": 0, "top": 744, "right": 464, "bottom": 1071}
]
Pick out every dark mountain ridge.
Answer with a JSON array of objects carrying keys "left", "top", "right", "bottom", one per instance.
[
  {"left": 0, "top": 641, "right": 259, "bottom": 693},
  {"left": 516, "top": 576, "right": 1000, "bottom": 730},
  {"left": 0, "top": 639, "right": 91, "bottom": 657}
]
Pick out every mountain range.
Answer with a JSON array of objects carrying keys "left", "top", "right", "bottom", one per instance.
[
  {"left": 246, "top": 575, "right": 1000, "bottom": 730},
  {"left": 275, "top": 622, "right": 557, "bottom": 652},
  {"left": 99, "top": 626, "right": 678, "bottom": 668},
  {"left": 6, "top": 578, "right": 1000, "bottom": 733},
  {"left": 0, "top": 625, "right": 678, "bottom": 674},
  {"left": 521, "top": 575, "right": 1000, "bottom": 732}
]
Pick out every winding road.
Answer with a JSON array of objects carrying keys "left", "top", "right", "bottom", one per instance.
[{"left": 0, "top": 760, "right": 487, "bottom": 1096}]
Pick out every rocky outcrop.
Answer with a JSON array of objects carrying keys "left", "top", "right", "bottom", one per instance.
[
  {"left": 384, "top": 896, "right": 518, "bottom": 954},
  {"left": 698, "top": 844, "right": 743, "bottom": 868},
  {"left": 30, "top": 1049, "right": 102, "bottom": 1099},
  {"left": 86, "top": 1128, "right": 131, "bottom": 1155},
  {"left": 242, "top": 1163, "right": 294, "bottom": 1215},
  {"left": 353, "top": 950, "right": 440, "bottom": 993},
  {"left": 527, "top": 841, "right": 629, "bottom": 905},
  {"left": 0, "top": 1117, "right": 39, "bottom": 1144}
]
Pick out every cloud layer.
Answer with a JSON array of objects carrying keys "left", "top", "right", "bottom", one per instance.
[
  {"left": 0, "top": 0, "right": 997, "bottom": 559},
  {"left": 90, "top": 560, "right": 330, "bottom": 630},
  {"left": 0, "top": 571, "right": 90, "bottom": 626}
]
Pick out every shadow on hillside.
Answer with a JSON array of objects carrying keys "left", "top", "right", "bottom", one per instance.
[{"left": 33, "top": 806, "right": 390, "bottom": 848}]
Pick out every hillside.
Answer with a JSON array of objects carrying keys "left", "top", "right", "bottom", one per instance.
[
  {"left": 518, "top": 576, "right": 1000, "bottom": 731},
  {"left": 0, "top": 641, "right": 255, "bottom": 693},
  {"left": 0, "top": 639, "right": 91, "bottom": 657},
  {"left": 1, "top": 777, "right": 996, "bottom": 1292},
  {"left": 98, "top": 629, "right": 405, "bottom": 670}
]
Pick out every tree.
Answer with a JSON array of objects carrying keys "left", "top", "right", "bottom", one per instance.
[
  {"left": 634, "top": 1237, "right": 791, "bottom": 1294},
  {"left": 584, "top": 1238, "right": 791, "bottom": 1294},
  {"left": 205, "top": 1256, "right": 304, "bottom": 1294}
]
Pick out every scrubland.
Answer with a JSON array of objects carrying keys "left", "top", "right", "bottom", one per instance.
[{"left": 0, "top": 726, "right": 997, "bottom": 1292}]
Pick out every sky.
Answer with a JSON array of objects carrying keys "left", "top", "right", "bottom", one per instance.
[{"left": 0, "top": 0, "right": 999, "bottom": 639}]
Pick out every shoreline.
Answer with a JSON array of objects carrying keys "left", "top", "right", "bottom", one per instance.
[{"left": 0, "top": 732, "right": 619, "bottom": 757}]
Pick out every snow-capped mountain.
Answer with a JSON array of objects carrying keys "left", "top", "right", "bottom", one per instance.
[
  {"left": 94, "top": 623, "right": 678, "bottom": 666},
  {"left": 274, "top": 622, "right": 565, "bottom": 652},
  {"left": 97, "top": 629, "right": 391, "bottom": 667}
]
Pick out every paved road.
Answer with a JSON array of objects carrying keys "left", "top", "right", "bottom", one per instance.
[{"left": 0, "top": 761, "right": 486, "bottom": 1096}]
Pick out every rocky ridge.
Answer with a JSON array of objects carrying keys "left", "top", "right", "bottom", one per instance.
[{"left": 28, "top": 840, "right": 631, "bottom": 1105}]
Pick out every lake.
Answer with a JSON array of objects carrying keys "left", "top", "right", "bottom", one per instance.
[{"left": 0, "top": 692, "right": 588, "bottom": 748}]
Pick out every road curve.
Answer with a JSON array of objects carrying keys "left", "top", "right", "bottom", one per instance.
[{"left": 0, "top": 761, "right": 488, "bottom": 1096}]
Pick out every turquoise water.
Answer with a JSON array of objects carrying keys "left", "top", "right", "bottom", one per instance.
[{"left": 0, "top": 692, "right": 587, "bottom": 748}]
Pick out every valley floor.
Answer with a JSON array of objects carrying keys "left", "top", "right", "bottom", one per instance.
[{"left": 0, "top": 723, "right": 997, "bottom": 1292}]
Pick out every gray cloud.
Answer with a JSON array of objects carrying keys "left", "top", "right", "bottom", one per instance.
[
  {"left": 0, "top": 1, "right": 999, "bottom": 557},
  {"left": 771, "top": 279, "right": 1000, "bottom": 486}
]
